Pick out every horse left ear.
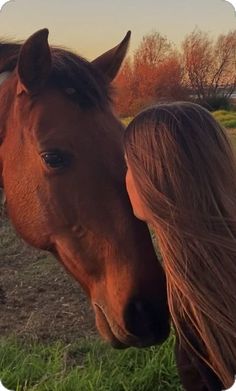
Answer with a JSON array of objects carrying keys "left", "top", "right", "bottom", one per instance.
[
  {"left": 92, "top": 31, "right": 131, "bottom": 82},
  {"left": 17, "top": 28, "right": 52, "bottom": 95}
]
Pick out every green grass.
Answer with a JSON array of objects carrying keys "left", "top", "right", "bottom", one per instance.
[
  {"left": 121, "top": 117, "right": 133, "bottom": 127},
  {"left": 0, "top": 335, "right": 182, "bottom": 391},
  {"left": 213, "top": 110, "right": 236, "bottom": 129}
]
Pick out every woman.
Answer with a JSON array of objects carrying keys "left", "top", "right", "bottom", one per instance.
[{"left": 124, "top": 102, "right": 236, "bottom": 391}]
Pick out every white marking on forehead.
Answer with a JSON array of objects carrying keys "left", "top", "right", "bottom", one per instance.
[{"left": 0, "top": 71, "right": 11, "bottom": 86}]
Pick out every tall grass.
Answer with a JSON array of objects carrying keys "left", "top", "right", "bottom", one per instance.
[{"left": 0, "top": 335, "right": 182, "bottom": 391}]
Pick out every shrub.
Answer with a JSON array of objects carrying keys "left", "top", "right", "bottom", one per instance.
[{"left": 197, "top": 96, "right": 231, "bottom": 111}]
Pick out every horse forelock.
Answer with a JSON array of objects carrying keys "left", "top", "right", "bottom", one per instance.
[{"left": 49, "top": 48, "right": 112, "bottom": 108}]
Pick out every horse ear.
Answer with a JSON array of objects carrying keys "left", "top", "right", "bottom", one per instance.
[
  {"left": 92, "top": 31, "right": 131, "bottom": 82},
  {"left": 17, "top": 28, "right": 51, "bottom": 95}
]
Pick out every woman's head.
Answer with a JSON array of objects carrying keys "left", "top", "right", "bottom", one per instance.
[
  {"left": 125, "top": 102, "right": 236, "bottom": 228},
  {"left": 124, "top": 102, "right": 236, "bottom": 387}
]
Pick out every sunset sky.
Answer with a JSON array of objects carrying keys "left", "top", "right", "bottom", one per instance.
[{"left": 0, "top": 0, "right": 235, "bottom": 60}]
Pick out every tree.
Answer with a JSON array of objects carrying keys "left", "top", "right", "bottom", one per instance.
[
  {"left": 154, "top": 54, "right": 186, "bottom": 101},
  {"left": 182, "top": 29, "right": 236, "bottom": 107},
  {"left": 132, "top": 32, "right": 175, "bottom": 107},
  {"left": 212, "top": 31, "right": 236, "bottom": 98},
  {"left": 114, "top": 32, "right": 187, "bottom": 116},
  {"left": 134, "top": 32, "right": 172, "bottom": 67},
  {"left": 113, "top": 58, "right": 134, "bottom": 117}
]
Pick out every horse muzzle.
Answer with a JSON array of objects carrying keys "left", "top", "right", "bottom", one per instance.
[{"left": 93, "top": 298, "right": 170, "bottom": 348}]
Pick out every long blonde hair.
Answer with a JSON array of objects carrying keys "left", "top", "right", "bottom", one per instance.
[{"left": 124, "top": 102, "right": 236, "bottom": 388}]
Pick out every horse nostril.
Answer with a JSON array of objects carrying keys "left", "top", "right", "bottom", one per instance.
[{"left": 124, "top": 298, "right": 158, "bottom": 338}]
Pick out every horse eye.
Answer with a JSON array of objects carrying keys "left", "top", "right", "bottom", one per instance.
[{"left": 41, "top": 151, "right": 70, "bottom": 169}]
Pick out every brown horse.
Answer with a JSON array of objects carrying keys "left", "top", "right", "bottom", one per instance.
[{"left": 0, "top": 29, "right": 170, "bottom": 349}]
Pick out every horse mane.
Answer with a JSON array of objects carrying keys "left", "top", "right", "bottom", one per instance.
[
  {"left": 0, "top": 41, "right": 21, "bottom": 71},
  {"left": 0, "top": 40, "right": 112, "bottom": 108}
]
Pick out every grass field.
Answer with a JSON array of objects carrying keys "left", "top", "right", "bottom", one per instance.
[
  {"left": 213, "top": 110, "right": 236, "bottom": 129},
  {"left": 0, "top": 336, "right": 181, "bottom": 391},
  {"left": 1, "top": 109, "right": 236, "bottom": 391}
]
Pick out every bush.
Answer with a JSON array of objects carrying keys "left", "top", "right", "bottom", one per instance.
[{"left": 197, "top": 96, "right": 231, "bottom": 111}]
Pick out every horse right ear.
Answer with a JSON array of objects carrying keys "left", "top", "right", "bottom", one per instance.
[
  {"left": 17, "top": 29, "right": 52, "bottom": 95},
  {"left": 92, "top": 31, "right": 131, "bottom": 82}
]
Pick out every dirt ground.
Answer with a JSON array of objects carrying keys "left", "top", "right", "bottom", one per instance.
[{"left": 0, "top": 213, "right": 97, "bottom": 343}]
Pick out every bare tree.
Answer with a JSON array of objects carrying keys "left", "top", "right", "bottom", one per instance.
[
  {"left": 182, "top": 29, "right": 236, "bottom": 104},
  {"left": 134, "top": 32, "right": 172, "bottom": 67},
  {"left": 211, "top": 31, "right": 236, "bottom": 98}
]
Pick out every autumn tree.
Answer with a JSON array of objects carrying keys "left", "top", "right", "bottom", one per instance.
[
  {"left": 131, "top": 33, "right": 183, "bottom": 110},
  {"left": 153, "top": 54, "right": 186, "bottom": 101},
  {"left": 114, "top": 32, "right": 187, "bottom": 116},
  {"left": 182, "top": 29, "right": 236, "bottom": 108},
  {"left": 113, "top": 58, "right": 134, "bottom": 117},
  {"left": 134, "top": 32, "right": 172, "bottom": 67}
]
